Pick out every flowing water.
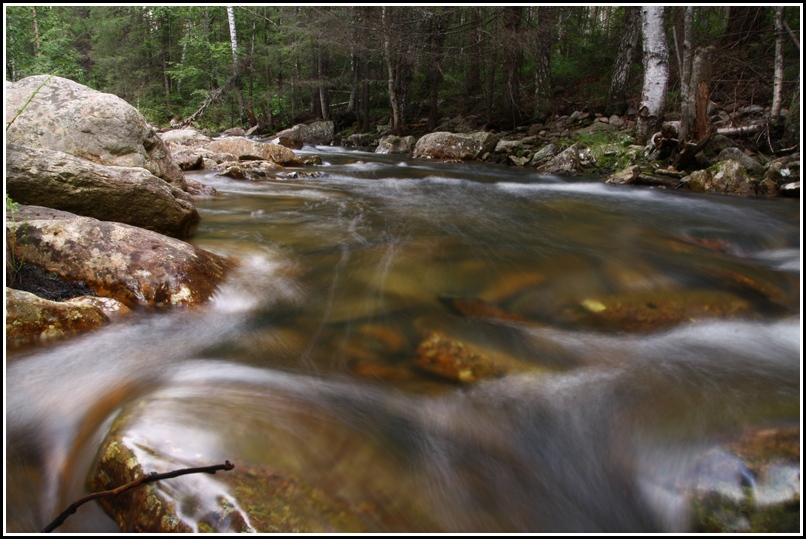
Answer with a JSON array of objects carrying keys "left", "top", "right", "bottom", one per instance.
[{"left": 5, "top": 147, "right": 802, "bottom": 532}]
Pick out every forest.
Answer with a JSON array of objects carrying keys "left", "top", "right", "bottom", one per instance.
[{"left": 5, "top": 5, "right": 801, "bottom": 142}]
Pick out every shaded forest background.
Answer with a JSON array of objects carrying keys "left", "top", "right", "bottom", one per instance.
[{"left": 5, "top": 6, "right": 802, "bottom": 137}]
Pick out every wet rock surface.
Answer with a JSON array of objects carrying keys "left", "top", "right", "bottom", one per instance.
[
  {"left": 414, "top": 331, "right": 506, "bottom": 383},
  {"left": 685, "top": 425, "right": 800, "bottom": 533},
  {"left": 6, "top": 287, "right": 109, "bottom": 347},
  {"left": 208, "top": 136, "right": 303, "bottom": 167},
  {"left": 7, "top": 205, "right": 230, "bottom": 308}
]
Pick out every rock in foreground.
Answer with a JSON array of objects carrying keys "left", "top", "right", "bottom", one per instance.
[
  {"left": 6, "top": 74, "right": 186, "bottom": 189},
  {"left": 7, "top": 206, "right": 229, "bottom": 308},
  {"left": 6, "top": 287, "right": 109, "bottom": 347},
  {"left": 6, "top": 144, "right": 199, "bottom": 239}
]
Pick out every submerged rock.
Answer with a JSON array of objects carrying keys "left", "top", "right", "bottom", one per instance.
[
  {"left": 686, "top": 425, "right": 800, "bottom": 533},
  {"left": 87, "top": 380, "right": 441, "bottom": 533},
  {"left": 553, "top": 289, "right": 755, "bottom": 332},
  {"left": 91, "top": 440, "right": 374, "bottom": 533},
  {"left": 439, "top": 296, "right": 529, "bottom": 323},
  {"left": 414, "top": 331, "right": 505, "bottom": 383}
]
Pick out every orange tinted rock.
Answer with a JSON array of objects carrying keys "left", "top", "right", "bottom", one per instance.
[
  {"left": 414, "top": 331, "right": 505, "bottom": 383},
  {"left": 6, "top": 288, "right": 109, "bottom": 347}
]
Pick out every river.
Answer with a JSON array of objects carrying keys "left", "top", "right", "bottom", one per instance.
[{"left": 5, "top": 147, "right": 801, "bottom": 532}]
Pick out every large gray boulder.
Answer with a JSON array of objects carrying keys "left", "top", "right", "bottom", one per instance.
[
  {"left": 6, "top": 75, "right": 186, "bottom": 189},
  {"left": 7, "top": 206, "right": 230, "bottom": 308},
  {"left": 159, "top": 128, "right": 212, "bottom": 149},
  {"left": 207, "top": 136, "right": 303, "bottom": 167},
  {"left": 6, "top": 144, "right": 199, "bottom": 238},
  {"left": 375, "top": 135, "right": 416, "bottom": 155},
  {"left": 413, "top": 131, "right": 499, "bottom": 160},
  {"left": 534, "top": 143, "right": 585, "bottom": 175},
  {"left": 271, "top": 121, "right": 335, "bottom": 148}
]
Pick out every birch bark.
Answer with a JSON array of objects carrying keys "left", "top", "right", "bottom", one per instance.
[{"left": 636, "top": 6, "right": 669, "bottom": 145}]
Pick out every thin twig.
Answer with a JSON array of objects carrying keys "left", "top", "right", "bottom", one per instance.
[
  {"left": 6, "top": 74, "right": 53, "bottom": 131},
  {"left": 42, "top": 460, "right": 234, "bottom": 533}
]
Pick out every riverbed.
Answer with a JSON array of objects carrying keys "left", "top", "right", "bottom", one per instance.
[{"left": 5, "top": 147, "right": 801, "bottom": 532}]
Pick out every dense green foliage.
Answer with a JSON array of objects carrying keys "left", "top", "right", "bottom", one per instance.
[{"left": 5, "top": 6, "right": 801, "bottom": 133}]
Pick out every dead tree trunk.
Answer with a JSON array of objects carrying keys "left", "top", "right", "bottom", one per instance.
[
  {"left": 177, "top": 76, "right": 236, "bottom": 127},
  {"left": 690, "top": 46, "right": 714, "bottom": 141}
]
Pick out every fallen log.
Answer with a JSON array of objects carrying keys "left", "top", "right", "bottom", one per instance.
[{"left": 716, "top": 124, "right": 765, "bottom": 137}]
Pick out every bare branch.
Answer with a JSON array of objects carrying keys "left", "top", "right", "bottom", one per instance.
[{"left": 42, "top": 461, "right": 235, "bottom": 533}]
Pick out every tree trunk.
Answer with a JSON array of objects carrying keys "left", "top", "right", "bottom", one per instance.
[
  {"left": 318, "top": 48, "right": 330, "bottom": 121},
  {"left": 486, "top": 51, "right": 497, "bottom": 125},
  {"left": 533, "top": 6, "right": 554, "bottom": 122},
  {"left": 348, "top": 51, "right": 359, "bottom": 113},
  {"left": 636, "top": 6, "right": 669, "bottom": 145},
  {"left": 227, "top": 6, "right": 239, "bottom": 69},
  {"left": 501, "top": 7, "right": 524, "bottom": 129},
  {"left": 427, "top": 9, "right": 448, "bottom": 131},
  {"left": 466, "top": 8, "right": 482, "bottom": 99},
  {"left": 607, "top": 7, "right": 641, "bottom": 116},
  {"left": 362, "top": 57, "right": 371, "bottom": 132},
  {"left": 723, "top": 6, "right": 766, "bottom": 48},
  {"left": 690, "top": 46, "right": 714, "bottom": 141},
  {"left": 381, "top": 7, "right": 400, "bottom": 133},
  {"left": 771, "top": 6, "right": 785, "bottom": 117},
  {"left": 678, "top": 7, "right": 694, "bottom": 142},
  {"left": 226, "top": 6, "right": 244, "bottom": 124},
  {"left": 782, "top": 82, "right": 799, "bottom": 148}
]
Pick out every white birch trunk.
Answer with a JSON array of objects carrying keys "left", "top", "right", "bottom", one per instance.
[
  {"left": 637, "top": 6, "right": 669, "bottom": 145},
  {"left": 771, "top": 6, "right": 785, "bottom": 117},
  {"left": 227, "top": 6, "right": 239, "bottom": 71}
]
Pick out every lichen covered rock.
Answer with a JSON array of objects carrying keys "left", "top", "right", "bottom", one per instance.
[
  {"left": 6, "top": 287, "right": 109, "bottom": 347},
  {"left": 413, "top": 131, "right": 499, "bottom": 161},
  {"left": 7, "top": 205, "right": 229, "bottom": 308}
]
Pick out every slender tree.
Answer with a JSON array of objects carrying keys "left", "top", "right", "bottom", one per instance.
[
  {"left": 500, "top": 6, "right": 524, "bottom": 129},
  {"left": 533, "top": 6, "right": 554, "bottom": 122},
  {"left": 770, "top": 6, "right": 785, "bottom": 118},
  {"left": 678, "top": 6, "right": 694, "bottom": 142}
]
